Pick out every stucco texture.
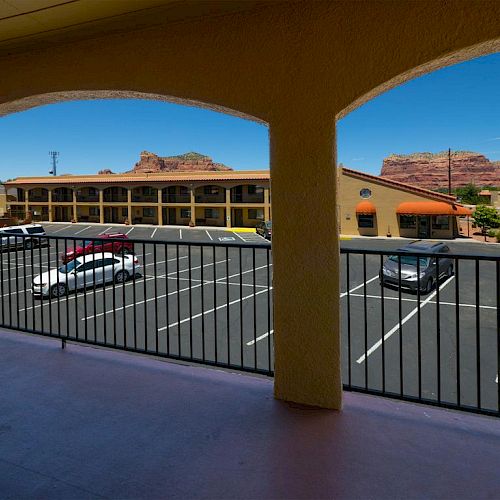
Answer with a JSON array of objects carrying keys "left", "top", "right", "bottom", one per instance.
[{"left": 0, "top": 1, "right": 499, "bottom": 408}]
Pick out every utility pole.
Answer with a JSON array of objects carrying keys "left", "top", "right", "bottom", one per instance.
[
  {"left": 448, "top": 148, "right": 452, "bottom": 195},
  {"left": 49, "top": 151, "right": 59, "bottom": 176}
]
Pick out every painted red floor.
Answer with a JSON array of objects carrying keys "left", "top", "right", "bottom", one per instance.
[{"left": 1, "top": 328, "right": 499, "bottom": 499}]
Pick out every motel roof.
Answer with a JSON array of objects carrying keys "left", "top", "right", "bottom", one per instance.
[{"left": 4, "top": 170, "right": 270, "bottom": 186}]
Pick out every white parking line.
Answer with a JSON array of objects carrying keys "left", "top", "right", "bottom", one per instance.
[
  {"left": 205, "top": 230, "right": 213, "bottom": 241},
  {"left": 50, "top": 225, "right": 73, "bottom": 234},
  {"left": 98, "top": 227, "right": 112, "bottom": 235},
  {"left": 158, "top": 286, "right": 273, "bottom": 331},
  {"left": 82, "top": 259, "right": 229, "bottom": 320},
  {"left": 74, "top": 226, "right": 92, "bottom": 235},
  {"left": 356, "top": 275, "right": 455, "bottom": 364},
  {"left": 347, "top": 292, "right": 497, "bottom": 310},
  {"left": 125, "top": 227, "right": 134, "bottom": 235},
  {"left": 247, "top": 330, "right": 274, "bottom": 346},
  {"left": 151, "top": 228, "right": 158, "bottom": 239},
  {"left": 233, "top": 232, "right": 246, "bottom": 242},
  {"left": 340, "top": 275, "right": 379, "bottom": 298}
]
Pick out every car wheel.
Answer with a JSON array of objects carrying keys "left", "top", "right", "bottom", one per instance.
[
  {"left": 51, "top": 283, "right": 67, "bottom": 298},
  {"left": 445, "top": 264, "right": 453, "bottom": 277},
  {"left": 114, "top": 270, "right": 129, "bottom": 283},
  {"left": 425, "top": 278, "right": 434, "bottom": 294},
  {"left": 24, "top": 239, "right": 34, "bottom": 250}
]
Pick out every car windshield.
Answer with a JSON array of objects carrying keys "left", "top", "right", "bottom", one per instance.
[
  {"left": 388, "top": 255, "right": 429, "bottom": 268},
  {"left": 26, "top": 226, "right": 45, "bottom": 234},
  {"left": 58, "top": 259, "right": 81, "bottom": 273},
  {"left": 83, "top": 240, "right": 94, "bottom": 246}
]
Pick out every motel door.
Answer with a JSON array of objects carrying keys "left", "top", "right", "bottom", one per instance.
[
  {"left": 417, "top": 216, "right": 430, "bottom": 238},
  {"left": 233, "top": 209, "right": 243, "bottom": 227}
]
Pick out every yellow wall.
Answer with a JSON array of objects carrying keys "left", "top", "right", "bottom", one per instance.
[
  {"left": 339, "top": 172, "right": 455, "bottom": 238},
  {"left": 0, "top": 1, "right": 499, "bottom": 409}
]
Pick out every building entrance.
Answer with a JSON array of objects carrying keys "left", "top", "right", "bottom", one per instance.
[{"left": 417, "top": 216, "right": 430, "bottom": 238}]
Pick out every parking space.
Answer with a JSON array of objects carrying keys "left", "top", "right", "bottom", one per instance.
[{"left": 40, "top": 223, "right": 271, "bottom": 246}]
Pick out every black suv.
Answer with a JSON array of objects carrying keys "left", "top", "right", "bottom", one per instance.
[{"left": 380, "top": 241, "right": 453, "bottom": 293}]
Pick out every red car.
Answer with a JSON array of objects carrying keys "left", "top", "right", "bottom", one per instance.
[{"left": 61, "top": 233, "right": 135, "bottom": 264}]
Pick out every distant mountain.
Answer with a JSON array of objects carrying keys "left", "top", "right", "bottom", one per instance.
[
  {"left": 380, "top": 151, "right": 499, "bottom": 189},
  {"left": 130, "top": 151, "right": 233, "bottom": 173}
]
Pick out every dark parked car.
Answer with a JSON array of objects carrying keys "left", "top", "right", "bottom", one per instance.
[
  {"left": 256, "top": 220, "right": 272, "bottom": 240},
  {"left": 61, "top": 233, "right": 134, "bottom": 264},
  {"left": 380, "top": 241, "right": 453, "bottom": 293}
]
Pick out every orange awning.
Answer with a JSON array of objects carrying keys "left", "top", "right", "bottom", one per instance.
[
  {"left": 356, "top": 200, "right": 376, "bottom": 214},
  {"left": 396, "top": 201, "right": 472, "bottom": 216}
]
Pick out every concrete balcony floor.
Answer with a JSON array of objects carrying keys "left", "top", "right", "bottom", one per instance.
[{"left": 1, "top": 328, "right": 499, "bottom": 499}]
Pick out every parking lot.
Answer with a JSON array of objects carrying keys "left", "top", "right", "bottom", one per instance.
[{"left": 0, "top": 222, "right": 498, "bottom": 413}]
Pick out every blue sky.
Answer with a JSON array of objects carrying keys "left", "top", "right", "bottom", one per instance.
[{"left": 0, "top": 52, "right": 498, "bottom": 178}]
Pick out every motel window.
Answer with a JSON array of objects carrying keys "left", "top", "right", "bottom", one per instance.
[
  {"left": 122, "top": 208, "right": 128, "bottom": 217},
  {"left": 179, "top": 186, "right": 189, "bottom": 195},
  {"left": 205, "top": 208, "right": 219, "bottom": 219},
  {"left": 142, "top": 187, "right": 155, "bottom": 196},
  {"left": 399, "top": 215, "right": 416, "bottom": 229},
  {"left": 357, "top": 215, "right": 374, "bottom": 228},
  {"left": 88, "top": 187, "right": 98, "bottom": 196},
  {"left": 248, "top": 208, "right": 264, "bottom": 220},
  {"left": 180, "top": 209, "right": 191, "bottom": 218},
  {"left": 432, "top": 215, "right": 450, "bottom": 230},
  {"left": 204, "top": 186, "right": 219, "bottom": 195},
  {"left": 248, "top": 185, "right": 257, "bottom": 195},
  {"left": 89, "top": 207, "right": 99, "bottom": 216},
  {"left": 143, "top": 208, "right": 155, "bottom": 218}
]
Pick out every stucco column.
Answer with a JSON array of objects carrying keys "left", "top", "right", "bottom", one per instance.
[
  {"left": 24, "top": 189, "right": 29, "bottom": 219},
  {"left": 264, "top": 187, "right": 270, "bottom": 221},
  {"left": 72, "top": 188, "right": 78, "bottom": 222},
  {"left": 157, "top": 188, "right": 163, "bottom": 225},
  {"left": 127, "top": 188, "right": 132, "bottom": 224},
  {"left": 190, "top": 185, "right": 196, "bottom": 226},
  {"left": 271, "top": 116, "right": 341, "bottom": 409},
  {"left": 225, "top": 187, "right": 231, "bottom": 228},
  {"left": 99, "top": 189, "right": 104, "bottom": 224},
  {"left": 48, "top": 189, "right": 53, "bottom": 222}
]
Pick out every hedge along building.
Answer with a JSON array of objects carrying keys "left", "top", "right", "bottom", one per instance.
[{"left": 5, "top": 166, "right": 471, "bottom": 237}]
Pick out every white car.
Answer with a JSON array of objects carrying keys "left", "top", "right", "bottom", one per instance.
[
  {"left": 0, "top": 224, "right": 47, "bottom": 250},
  {"left": 32, "top": 252, "right": 141, "bottom": 298}
]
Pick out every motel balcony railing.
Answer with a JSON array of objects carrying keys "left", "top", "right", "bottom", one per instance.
[
  {"left": 0, "top": 235, "right": 498, "bottom": 418},
  {"left": 230, "top": 194, "right": 265, "bottom": 204},
  {"left": 162, "top": 194, "right": 191, "bottom": 204}
]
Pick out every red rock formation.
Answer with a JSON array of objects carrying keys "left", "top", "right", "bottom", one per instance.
[
  {"left": 132, "top": 151, "right": 233, "bottom": 173},
  {"left": 380, "top": 151, "right": 499, "bottom": 189},
  {"left": 98, "top": 169, "right": 115, "bottom": 175}
]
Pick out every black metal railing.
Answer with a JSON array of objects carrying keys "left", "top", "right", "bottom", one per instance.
[
  {"left": 340, "top": 248, "right": 500, "bottom": 418},
  {"left": 0, "top": 233, "right": 273, "bottom": 376},
  {"left": 0, "top": 235, "right": 498, "bottom": 418}
]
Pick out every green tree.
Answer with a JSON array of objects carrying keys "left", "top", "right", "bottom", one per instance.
[
  {"left": 455, "top": 183, "right": 481, "bottom": 204},
  {"left": 472, "top": 205, "right": 500, "bottom": 233}
]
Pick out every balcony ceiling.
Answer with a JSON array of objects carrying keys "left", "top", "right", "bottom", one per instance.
[{"left": 0, "top": 0, "right": 269, "bottom": 56}]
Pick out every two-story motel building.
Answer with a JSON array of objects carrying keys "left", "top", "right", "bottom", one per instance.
[{"left": 4, "top": 167, "right": 471, "bottom": 238}]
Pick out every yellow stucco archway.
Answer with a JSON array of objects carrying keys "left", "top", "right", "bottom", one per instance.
[{"left": 1, "top": 1, "right": 500, "bottom": 409}]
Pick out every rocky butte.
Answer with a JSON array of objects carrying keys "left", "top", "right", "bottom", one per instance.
[
  {"left": 131, "top": 151, "right": 233, "bottom": 173},
  {"left": 380, "top": 151, "right": 500, "bottom": 190}
]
